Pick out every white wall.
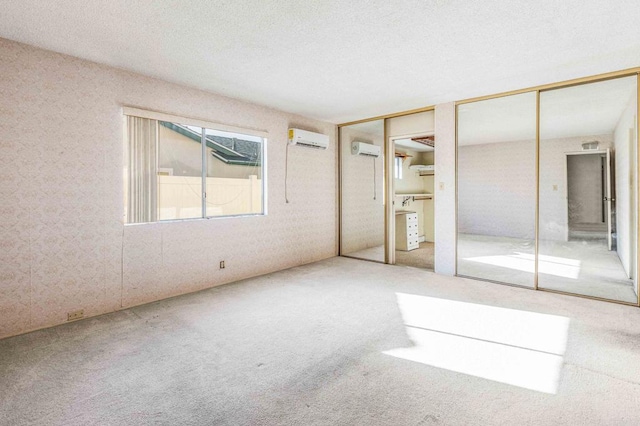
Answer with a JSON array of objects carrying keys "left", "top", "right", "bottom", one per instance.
[
  {"left": 614, "top": 93, "right": 638, "bottom": 281},
  {"left": 434, "top": 103, "right": 456, "bottom": 275},
  {"left": 0, "top": 38, "right": 336, "bottom": 339},
  {"left": 387, "top": 111, "right": 435, "bottom": 137},
  {"left": 459, "top": 135, "right": 613, "bottom": 242},
  {"left": 422, "top": 152, "right": 435, "bottom": 242},
  {"left": 458, "top": 140, "right": 536, "bottom": 239}
]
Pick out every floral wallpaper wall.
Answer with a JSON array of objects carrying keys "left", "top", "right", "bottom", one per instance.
[
  {"left": 0, "top": 38, "right": 336, "bottom": 339},
  {"left": 458, "top": 134, "right": 613, "bottom": 242}
]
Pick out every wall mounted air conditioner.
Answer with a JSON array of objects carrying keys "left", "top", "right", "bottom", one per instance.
[
  {"left": 351, "top": 141, "right": 381, "bottom": 157},
  {"left": 288, "top": 128, "right": 329, "bottom": 149}
]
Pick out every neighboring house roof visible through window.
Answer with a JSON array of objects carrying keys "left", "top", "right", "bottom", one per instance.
[{"left": 160, "top": 121, "right": 261, "bottom": 166}]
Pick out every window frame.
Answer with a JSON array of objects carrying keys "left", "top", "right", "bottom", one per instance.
[{"left": 123, "top": 107, "right": 268, "bottom": 224}]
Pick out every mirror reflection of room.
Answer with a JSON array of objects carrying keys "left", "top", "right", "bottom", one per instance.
[
  {"left": 456, "top": 92, "right": 537, "bottom": 287},
  {"left": 456, "top": 76, "right": 638, "bottom": 303},
  {"left": 539, "top": 76, "right": 638, "bottom": 302},
  {"left": 389, "top": 112, "right": 436, "bottom": 271},
  {"left": 340, "top": 120, "right": 385, "bottom": 262}
]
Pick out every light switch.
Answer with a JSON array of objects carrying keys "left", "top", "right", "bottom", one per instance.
[
  {"left": 439, "top": 182, "right": 445, "bottom": 191},
  {"left": 553, "top": 184, "right": 558, "bottom": 191}
]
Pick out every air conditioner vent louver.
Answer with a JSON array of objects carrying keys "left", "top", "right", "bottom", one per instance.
[
  {"left": 288, "top": 128, "right": 329, "bottom": 149},
  {"left": 351, "top": 141, "right": 381, "bottom": 157}
]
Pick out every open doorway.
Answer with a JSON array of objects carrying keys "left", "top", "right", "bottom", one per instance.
[
  {"left": 392, "top": 136, "right": 435, "bottom": 270},
  {"left": 386, "top": 110, "right": 436, "bottom": 271},
  {"left": 566, "top": 150, "right": 611, "bottom": 245}
]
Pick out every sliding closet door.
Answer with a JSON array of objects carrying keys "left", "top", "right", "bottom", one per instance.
[
  {"left": 340, "top": 120, "right": 386, "bottom": 262},
  {"left": 456, "top": 92, "right": 537, "bottom": 287},
  {"left": 538, "top": 76, "right": 638, "bottom": 302}
]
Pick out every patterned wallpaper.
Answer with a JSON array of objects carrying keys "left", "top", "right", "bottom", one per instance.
[
  {"left": 434, "top": 103, "right": 456, "bottom": 275},
  {"left": 458, "top": 140, "right": 536, "bottom": 239},
  {"left": 0, "top": 38, "right": 336, "bottom": 339}
]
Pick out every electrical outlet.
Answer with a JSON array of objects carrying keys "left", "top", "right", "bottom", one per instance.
[
  {"left": 219, "top": 260, "right": 225, "bottom": 269},
  {"left": 67, "top": 309, "right": 84, "bottom": 321}
]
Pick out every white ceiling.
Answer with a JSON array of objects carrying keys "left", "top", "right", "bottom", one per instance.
[
  {"left": 458, "top": 76, "right": 636, "bottom": 145},
  {"left": 346, "top": 120, "right": 384, "bottom": 137},
  {"left": 457, "top": 93, "right": 537, "bottom": 145},
  {"left": 540, "top": 76, "right": 636, "bottom": 140},
  {"left": 1, "top": 0, "right": 640, "bottom": 123}
]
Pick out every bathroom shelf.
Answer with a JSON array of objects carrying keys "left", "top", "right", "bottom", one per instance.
[
  {"left": 395, "top": 192, "right": 433, "bottom": 200},
  {"left": 409, "top": 165, "right": 435, "bottom": 176},
  {"left": 409, "top": 165, "right": 434, "bottom": 171}
]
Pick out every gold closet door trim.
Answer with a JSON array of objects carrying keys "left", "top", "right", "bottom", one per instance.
[
  {"left": 338, "top": 106, "right": 436, "bottom": 127},
  {"left": 534, "top": 90, "right": 540, "bottom": 290},
  {"left": 637, "top": 72, "right": 640, "bottom": 307},
  {"left": 454, "top": 72, "right": 640, "bottom": 307},
  {"left": 456, "top": 67, "right": 640, "bottom": 105}
]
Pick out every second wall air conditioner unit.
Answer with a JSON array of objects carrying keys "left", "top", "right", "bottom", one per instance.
[
  {"left": 351, "top": 141, "right": 381, "bottom": 157},
  {"left": 288, "top": 128, "right": 329, "bottom": 149}
]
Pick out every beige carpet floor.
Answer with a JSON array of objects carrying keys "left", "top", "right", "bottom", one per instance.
[
  {"left": 396, "top": 242, "right": 435, "bottom": 270},
  {"left": 2, "top": 257, "right": 640, "bottom": 425},
  {"left": 345, "top": 242, "right": 435, "bottom": 271},
  {"left": 457, "top": 233, "right": 637, "bottom": 303},
  {"left": 344, "top": 244, "right": 385, "bottom": 263}
]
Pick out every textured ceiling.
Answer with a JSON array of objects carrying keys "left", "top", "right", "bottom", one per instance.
[{"left": 1, "top": 0, "right": 639, "bottom": 123}]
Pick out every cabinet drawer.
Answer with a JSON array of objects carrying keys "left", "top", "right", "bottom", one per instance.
[{"left": 406, "top": 213, "right": 418, "bottom": 223}]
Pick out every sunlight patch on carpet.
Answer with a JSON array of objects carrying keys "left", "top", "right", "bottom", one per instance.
[{"left": 384, "top": 293, "right": 570, "bottom": 394}]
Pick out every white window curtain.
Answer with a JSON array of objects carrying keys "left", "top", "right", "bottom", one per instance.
[{"left": 126, "top": 116, "right": 157, "bottom": 223}]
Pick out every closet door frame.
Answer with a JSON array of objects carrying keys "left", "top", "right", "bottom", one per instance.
[
  {"left": 454, "top": 70, "right": 640, "bottom": 306},
  {"left": 337, "top": 107, "right": 436, "bottom": 265}
]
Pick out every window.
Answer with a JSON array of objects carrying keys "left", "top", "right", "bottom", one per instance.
[
  {"left": 394, "top": 156, "right": 403, "bottom": 179},
  {"left": 124, "top": 109, "right": 266, "bottom": 224}
]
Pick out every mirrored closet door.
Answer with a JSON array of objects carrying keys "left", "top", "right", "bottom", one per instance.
[
  {"left": 456, "top": 92, "right": 537, "bottom": 287},
  {"left": 340, "top": 120, "right": 386, "bottom": 262},
  {"left": 538, "top": 76, "right": 638, "bottom": 302}
]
